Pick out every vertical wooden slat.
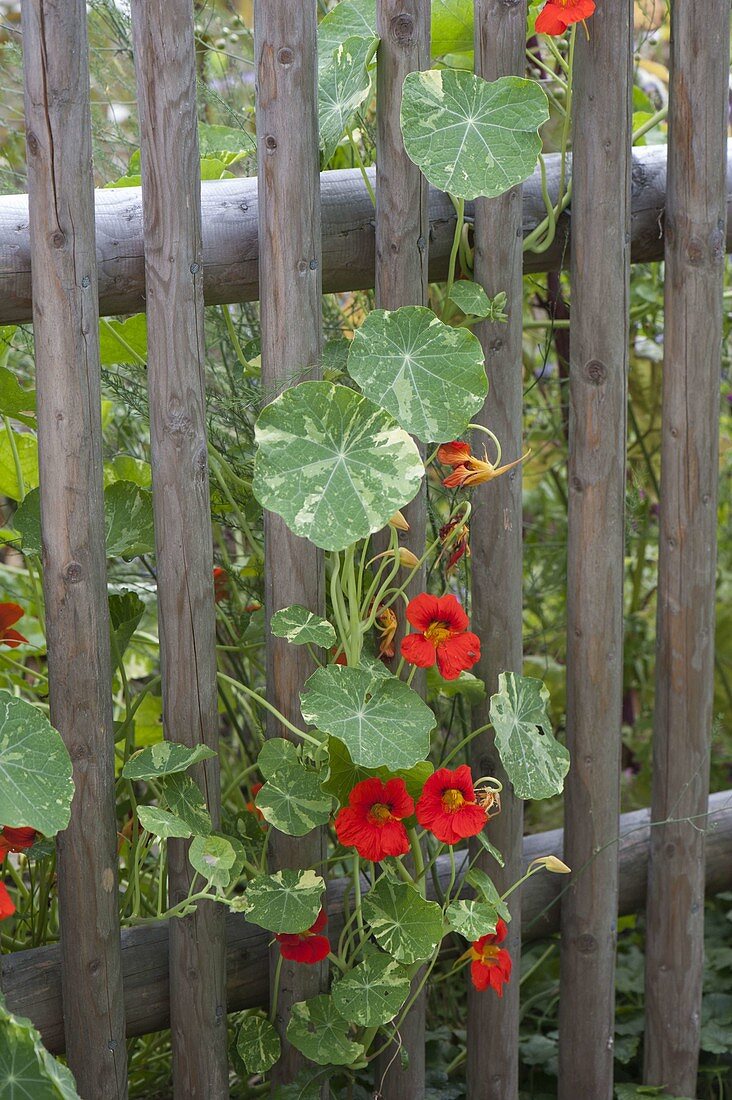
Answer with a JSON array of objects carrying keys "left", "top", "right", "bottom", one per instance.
[
  {"left": 373, "top": 3, "right": 429, "bottom": 1097},
  {"left": 255, "top": 3, "right": 325, "bottom": 1088},
  {"left": 643, "top": 3, "right": 729, "bottom": 1094},
  {"left": 467, "top": 4, "right": 527, "bottom": 1098},
  {"left": 558, "top": 4, "right": 632, "bottom": 1098},
  {"left": 22, "top": 1, "right": 128, "bottom": 1095},
  {"left": 130, "top": 2, "right": 228, "bottom": 1095}
]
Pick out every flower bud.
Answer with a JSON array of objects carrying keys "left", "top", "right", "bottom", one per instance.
[
  {"left": 388, "top": 511, "right": 410, "bottom": 531},
  {"left": 398, "top": 548, "right": 420, "bottom": 568},
  {"left": 529, "top": 855, "right": 571, "bottom": 874}
]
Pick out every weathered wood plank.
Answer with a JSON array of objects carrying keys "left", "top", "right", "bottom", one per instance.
[
  {"left": 373, "top": 4, "right": 430, "bottom": 1096},
  {"left": 21, "top": 2, "right": 128, "bottom": 1095},
  {"left": 1, "top": 146, "right": 731, "bottom": 323},
  {"left": 5, "top": 792, "right": 731, "bottom": 1056},
  {"left": 558, "top": 4, "right": 632, "bottom": 1098},
  {"left": 255, "top": 2, "right": 325, "bottom": 1088},
  {"left": 467, "top": 5, "right": 528, "bottom": 1099},
  {"left": 129, "top": 2, "right": 228, "bottom": 1095},
  {"left": 642, "top": 3, "right": 729, "bottom": 1094}
]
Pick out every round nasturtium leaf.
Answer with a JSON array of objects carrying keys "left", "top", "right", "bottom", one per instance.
[
  {"left": 0, "top": 692, "right": 74, "bottom": 836},
  {"left": 0, "top": 996, "right": 80, "bottom": 1100},
  {"left": 256, "top": 738, "right": 299, "bottom": 780},
  {"left": 489, "top": 671, "right": 569, "bottom": 800},
  {"left": 348, "top": 306, "right": 487, "bottom": 442},
  {"left": 319, "top": 35, "right": 378, "bottom": 165},
  {"left": 300, "top": 665, "right": 435, "bottom": 771},
  {"left": 235, "top": 1014, "right": 281, "bottom": 1075},
  {"left": 239, "top": 869, "right": 325, "bottom": 934},
  {"left": 400, "top": 70, "right": 549, "bottom": 200},
  {"left": 121, "top": 741, "right": 216, "bottom": 781},
  {"left": 270, "top": 605, "right": 337, "bottom": 649},
  {"left": 445, "top": 899, "right": 499, "bottom": 941},
  {"left": 362, "top": 878, "right": 444, "bottom": 965},
  {"left": 287, "top": 995, "right": 365, "bottom": 1067},
  {"left": 332, "top": 952, "right": 411, "bottom": 1026},
  {"left": 160, "top": 774, "right": 213, "bottom": 836},
  {"left": 137, "top": 806, "right": 193, "bottom": 840},
  {"left": 253, "top": 382, "right": 424, "bottom": 552},
  {"left": 189, "top": 834, "right": 238, "bottom": 889},
  {"left": 255, "top": 761, "right": 333, "bottom": 837}
]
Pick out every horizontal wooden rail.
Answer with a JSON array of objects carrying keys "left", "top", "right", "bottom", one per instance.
[
  {"left": 4, "top": 790, "right": 730, "bottom": 1056},
  {"left": 0, "top": 144, "right": 730, "bottom": 326}
]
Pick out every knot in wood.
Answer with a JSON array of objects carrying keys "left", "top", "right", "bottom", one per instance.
[
  {"left": 686, "top": 237, "right": 704, "bottom": 265},
  {"left": 64, "top": 561, "right": 84, "bottom": 584},
  {"left": 584, "top": 359, "right": 607, "bottom": 385},
  {"left": 51, "top": 230, "right": 66, "bottom": 249},
  {"left": 264, "top": 135, "right": 278, "bottom": 152},
  {"left": 576, "top": 933, "right": 597, "bottom": 955},
  {"left": 390, "top": 13, "right": 415, "bottom": 45},
  {"left": 26, "top": 131, "right": 40, "bottom": 157},
  {"left": 277, "top": 47, "right": 294, "bottom": 66}
]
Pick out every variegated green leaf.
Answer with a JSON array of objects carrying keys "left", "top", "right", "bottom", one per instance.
[
  {"left": 323, "top": 736, "right": 432, "bottom": 808},
  {"left": 236, "top": 1014, "right": 281, "bottom": 1075},
  {"left": 137, "top": 806, "right": 193, "bottom": 840},
  {"left": 446, "top": 899, "right": 499, "bottom": 940},
  {"left": 332, "top": 951, "right": 411, "bottom": 1026},
  {"left": 256, "top": 738, "right": 300, "bottom": 780},
  {"left": 238, "top": 869, "right": 325, "bottom": 934},
  {"left": 0, "top": 994, "right": 80, "bottom": 1099},
  {"left": 348, "top": 306, "right": 486, "bottom": 442},
  {"left": 319, "top": 35, "right": 378, "bottom": 164},
  {"left": 270, "top": 606, "right": 337, "bottom": 648},
  {"left": 301, "top": 665, "right": 434, "bottom": 770},
  {"left": 363, "top": 878, "right": 444, "bottom": 964},
  {"left": 253, "top": 382, "right": 424, "bottom": 552},
  {"left": 318, "top": 0, "right": 474, "bottom": 64},
  {"left": 255, "top": 761, "right": 332, "bottom": 836},
  {"left": 122, "top": 742, "right": 216, "bottom": 781},
  {"left": 189, "top": 834, "right": 237, "bottom": 888},
  {"left": 161, "top": 774, "right": 213, "bottom": 836},
  {"left": 448, "top": 281, "right": 507, "bottom": 323},
  {"left": 0, "top": 692, "right": 73, "bottom": 836},
  {"left": 318, "top": 0, "right": 376, "bottom": 69},
  {"left": 466, "top": 867, "right": 511, "bottom": 923},
  {"left": 287, "top": 996, "right": 365, "bottom": 1067},
  {"left": 401, "top": 71, "right": 549, "bottom": 200},
  {"left": 489, "top": 672, "right": 569, "bottom": 800}
]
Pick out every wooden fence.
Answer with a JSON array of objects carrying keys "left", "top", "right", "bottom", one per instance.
[{"left": 1, "top": 0, "right": 730, "bottom": 1098}]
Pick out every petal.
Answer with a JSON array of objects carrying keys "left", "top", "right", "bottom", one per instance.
[
  {"left": 0, "top": 603, "right": 24, "bottom": 634},
  {"left": 470, "top": 959, "right": 491, "bottom": 991},
  {"left": 310, "top": 907, "right": 328, "bottom": 934},
  {"left": 382, "top": 778, "right": 415, "bottom": 820},
  {"left": 278, "top": 934, "right": 330, "bottom": 964},
  {"left": 348, "top": 777, "right": 389, "bottom": 812},
  {"left": 494, "top": 919, "right": 508, "bottom": 944},
  {"left": 335, "top": 808, "right": 387, "bottom": 861},
  {"left": 1, "top": 629, "right": 28, "bottom": 648},
  {"left": 437, "top": 441, "right": 472, "bottom": 467},
  {"left": 451, "top": 803, "right": 488, "bottom": 840},
  {"left": 0, "top": 880, "right": 15, "bottom": 920},
  {"left": 535, "top": 3, "right": 566, "bottom": 34},
  {"left": 442, "top": 465, "right": 471, "bottom": 488},
  {"left": 436, "top": 632, "right": 481, "bottom": 680},
  {"left": 405, "top": 593, "right": 441, "bottom": 632},
  {"left": 400, "top": 632, "right": 437, "bottom": 669},
  {"left": 377, "top": 819, "right": 411, "bottom": 859},
  {"left": 434, "top": 594, "right": 469, "bottom": 632}
]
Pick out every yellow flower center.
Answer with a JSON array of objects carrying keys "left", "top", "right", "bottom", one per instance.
[
  {"left": 441, "top": 788, "right": 466, "bottom": 812},
  {"left": 425, "top": 621, "right": 453, "bottom": 646},
  {"left": 369, "top": 802, "right": 393, "bottom": 825},
  {"left": 472, "top": 942, "right": 500, "bottom": 965}
]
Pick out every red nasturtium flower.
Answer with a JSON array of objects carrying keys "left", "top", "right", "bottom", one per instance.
[
  {"left": 213, "top": 567, "right": 229, "bottom": 603},
  {"left": 0, "top": 603, "right": 28, "bottom": 648},
  {"left": 468, "top": 919, "right": 512, "bottom": 996},
  {"left": 0, "top": 826, "right": 37, "bottom": 862},
  {"left": 439, "top": 518, "right": 470, "bottom": 575},
  {"left": 246, "top": 782, "right": 264, "bottom": 821},
  {"left": 401, "top": 593, "right": 480, "bottom": 681},
  {"left": 335, "top": 777, "right": 414, "bottom": 862},
  {"left": 416, "top": 765, "right": 488, "bottom": 844},
  {"left": 0, "top": 880, "right": 15, "bottom": 921},
  {"left": 535, "top": 0, "right": 595, "bottom": 36},
  {"left": 437, "top": 441, "right": 529, "bottom": 490},
  {"left": 274, "top": 908, "right": 330, "bottom": 964}
]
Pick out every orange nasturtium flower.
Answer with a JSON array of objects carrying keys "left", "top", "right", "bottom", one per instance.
[
  {"left": 437, "top": 441, "right": 529, "bottom": 489},
  {"left": 0, "top": 602, "right": 28, "bottom": 648},
  {"left": 535, "top": 0, "right": 595, "bottom": 36},
  {"left": 466, "top": 920, "right": 512, "bottom": 995},
  {"left": 415, "top": 765, "right": 488, "bottom": 844}
]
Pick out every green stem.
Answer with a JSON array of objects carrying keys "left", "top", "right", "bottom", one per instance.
[
  {"left": 346, "top": 129, "right": 375, "bottom": 207},
  {"left": 216, "top": 672, "right": 322, "bottom": 746},
  {"left": 441, "top": 197, "right": 465, "bottom": 322},
  {"left": 3, "top": 415, "right": 25, "bottom": 501}
]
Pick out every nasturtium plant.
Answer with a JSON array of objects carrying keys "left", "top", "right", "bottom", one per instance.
[
  {"left": 347, "top": 306, "right": 487, "bottom": 442},
  {"left": 489, "top": 672, "right": 570, "bottom": 800},
  {"left": 448, "top": 281, "right": 508, "bottom": 323},
  {"left": 446, "top": 898, "right": 500, "bottom": 940},
  {"left": 0, "top": 692, "right": 74, "bottom": 836},
  {"left": 0, "top": 994, "right": 80, "bottom": 1100},
  {"left": 255, "top": 761, "right": 333, "bottom": 836},
  {"left": 322, "top": 736, "right": 433, "bottom": 808},
  {"left": 122, "top": 742, "right": 216, "bottom": 781},
  {"left": 287, "top": 995, "right": 366, "bottom": 1067},
  {"left": 104, "top": 481, "right": 155, "bottom": 560},
  {"left": 253, "top": 381, "right": 424, "bottom": 551},
  {"left": 270, "top": 605, "right": 337, "bottom": 648},
  {"left": 189, "top": 834, "right": 238, "bottom": 889},
  {"left": 318, "top": 35, "right": 378, "bottom": 164},
  {"left": 0, "top": 428, "right": 38, "bottom": 502},
  {"left": 238, "top": 869, "right": 325, "bottom": 934},
  {"left": 160, "top": 774, "right": 213, "bottom": 836},
  {"left": 331, "top": 952, "right": 411, "bottom": 1026},
  {"left": 300, "top": 664, "right": 435, "bottom": 770},
  {"left": 137, "top": 806, "right": 193, "bottom": 840},
  {"left": 362, "top": 879, "right": 444, "bottom": 965},
  {"left": 400, "top": 70, "right": 549, "bottom": 200},
  {"left": 235, "top": 1014, "right": 281, "bottom": 1076},
  {"left": 256, "top": 737, "right": 300, "bottom": 778}
]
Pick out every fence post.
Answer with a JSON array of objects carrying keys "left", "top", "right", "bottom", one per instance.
[
  {"left": 129, "top": 2, "right": 228, "bottom": 1094},
  {"left": 467, "top": 3, "right": 528, "bottom": 1098},
  {"left": 643, "top": 2, "right": 729, "bottom": 1094},
  {"left": 373, "top": 3, "right": 430, "bottom": 1096},
  {"left": 21, "top": 1, "right": 128, "bottom": 1095},
  {"left": 255, "top": 2, "right": 326, "bottom": 1088},
  {"left": 558, "top": 3, "right": 632, "bottom": 1098}
]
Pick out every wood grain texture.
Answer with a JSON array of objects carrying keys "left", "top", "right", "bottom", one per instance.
[
  {"left": 558, "top": 5, "right": 632, "bottom": 1098},
  {"left": 5, "top": 792, "right": 732, "bottom": 1055},
  {"left": 373, "top": 4, "right": 430, "bottom": 1096},
  {"left": 467, "top": 5, "right": 528, "bottom": 1098},
  {"left": 255, "top": 2, "right": 325, "bottom": 1089},
  {"left": 130, "top": 2, "right": 228, "bottom": 1095},
  {"left": 21, "top": 2, "right": 128, "bottom": 1095},
  {"left": 1, "top": 146, "right": 730, "bottom": 323},
  {"left": 642, "top": 3, "right": 729, "bottom": 1094}
]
